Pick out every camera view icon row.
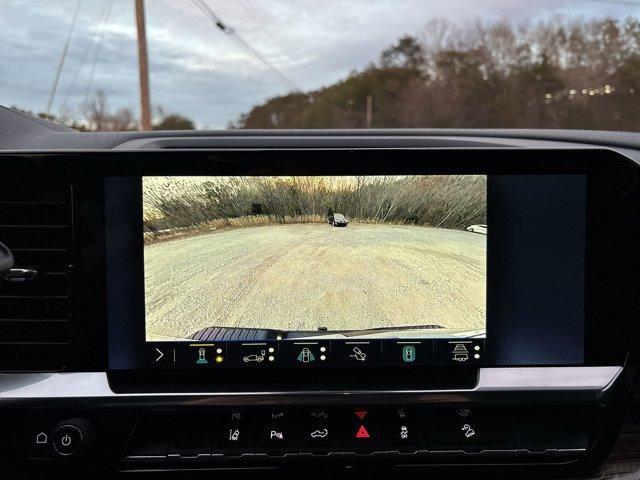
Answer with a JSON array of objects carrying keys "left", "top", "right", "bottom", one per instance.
[{"left": 148, "top": 339, "right": 484, "bottom": 368}]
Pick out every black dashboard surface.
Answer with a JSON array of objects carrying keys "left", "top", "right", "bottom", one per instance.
[{"left": 2, "top": 105, "right": 640, "bottom": 152}]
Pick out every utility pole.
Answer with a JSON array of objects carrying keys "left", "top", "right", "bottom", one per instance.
[
  {"left": 365, "top": 94, "right": 373, "bottom": 128},
  {"left": 135, "top": 0, "right": 152, "bottom": 131}
]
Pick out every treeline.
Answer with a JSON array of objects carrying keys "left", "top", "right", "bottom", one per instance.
[
  {"left": 13, "top": 91, "right": 195, "bottom": 132},
  {"left": 234, "top": 17, "right": 640, "bottom": 130},
  {"left": 144, "top": 176, "right": 486, "bottom": 233}
]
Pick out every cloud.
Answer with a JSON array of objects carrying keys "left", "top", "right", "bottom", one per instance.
[{"left": 0, "top": 0, "right": 636, "bottom": 128}]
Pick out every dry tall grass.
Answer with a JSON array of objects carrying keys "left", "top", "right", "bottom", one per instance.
[{"left": 143, "top": 175, "right": 486, "bottom": 242}]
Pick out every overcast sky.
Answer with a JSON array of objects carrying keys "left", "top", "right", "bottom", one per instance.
[{"left": 1, "top": 0, "right": 638, "bottom": 128}]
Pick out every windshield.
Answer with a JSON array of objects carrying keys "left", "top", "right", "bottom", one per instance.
[{"left": 2, "top": 0, "right": 639, "bottom": 131}]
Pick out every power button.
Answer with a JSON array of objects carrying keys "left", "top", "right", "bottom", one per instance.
[{"left": 53, "top": 424, "right": 83, "bottom": 456}]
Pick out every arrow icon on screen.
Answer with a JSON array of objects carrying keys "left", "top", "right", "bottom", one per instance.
[{"left": 155, "top": 348, "right": 164, "bottom": 362}]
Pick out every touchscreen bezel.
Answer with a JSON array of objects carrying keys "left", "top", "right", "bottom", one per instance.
[{"left": 63, "top": 148, "right": 640, "bottom": 375}]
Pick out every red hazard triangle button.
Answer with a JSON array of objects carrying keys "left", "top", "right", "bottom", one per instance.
[
  {"left": 354, "top": 410, "right": 367, "bottom": 420},
  {"left": 355, "top": 424, "right": 370, "bottom": 439}
]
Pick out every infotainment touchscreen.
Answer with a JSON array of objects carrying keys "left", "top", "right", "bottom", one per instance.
[
  {"left": 142, "top": 175, "right": 487, "bottom": 344},
  {"left": 102, "top": 152, "right": 589, "bottom": 370}
]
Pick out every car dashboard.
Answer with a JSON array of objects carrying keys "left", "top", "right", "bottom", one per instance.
[{"left": 0, "top": 106, "right": 639, "bottom": 479}]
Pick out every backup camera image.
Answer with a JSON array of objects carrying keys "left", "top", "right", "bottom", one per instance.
[{"left": 143, "top": 175, "right": 487, "bottom": 341}]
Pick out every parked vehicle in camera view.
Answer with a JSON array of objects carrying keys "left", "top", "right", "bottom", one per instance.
[
  {"left": 466, "top": 224, "right": 487, "bottom": 235},
  {"left": 328, "top": 213, "right": 349, "bottom": 227}
]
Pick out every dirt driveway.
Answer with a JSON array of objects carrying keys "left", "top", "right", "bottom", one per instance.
[{"left": 144, "top": 223, "right": 486, "bottom": 340}]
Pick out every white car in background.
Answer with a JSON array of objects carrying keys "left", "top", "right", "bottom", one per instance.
[{"left": 466, "top": 224, "right": 487, "bottom": 235}]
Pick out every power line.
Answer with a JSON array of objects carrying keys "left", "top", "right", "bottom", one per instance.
[
  {"left": 59, "top": 0, "right": 113, "bottom": 114},
  {"left": 244, "top": 0, "right": 279, "bottom": 32},
  {"left": 192, "top": 0, "right": 298, "bottom": 91},
  {"left": 83, "top": 0, "right": 114, "bottom": 107},
  {"left": 46, "top": 0, "right": 83, "bottom": 114},
  {"left": 238, "top": 0, "right": 291, "bottom": 54},
  {"left": 191, "top": 0, "right": 300, "bottom": 92}
]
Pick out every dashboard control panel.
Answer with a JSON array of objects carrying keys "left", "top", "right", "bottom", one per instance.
[
  {"left": 121, "top": 406, "right": 592, "bottom": 466},
  {"left": 12, "top": 404, "right": 594, "bottom": 473},
  {"left": 0, "top": 138, "right": 639, "bottom": 478}
]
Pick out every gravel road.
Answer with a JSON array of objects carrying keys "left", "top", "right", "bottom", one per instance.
[{"left": 144, "top": 223, "right": 486, "bottom": 340}]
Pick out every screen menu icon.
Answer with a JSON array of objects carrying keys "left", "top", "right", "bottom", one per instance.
[
  {"left": 402, "top": 345, "right": 416, "bottom": 363},
  {"left": 281, "top": 341, "right": 330, "bottom": 366},
  {"left": 238, "top": 342, "right": 278, "bottom": 366},
  {"left": 434, "top": 340, "right": 484, "bottom": 364},
  {"left": 333, "top": 342, "right": 382, "bottom": 365},
  {"left": 188, "top": 343, "right": 225, "bottom": 366},
  {"left": 382, "top": 341, "right": 432, "bottom": 366}
]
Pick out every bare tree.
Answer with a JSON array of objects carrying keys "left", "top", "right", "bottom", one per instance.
[{"left": 83, "top": 91, "right": 137, "bottom": 131}]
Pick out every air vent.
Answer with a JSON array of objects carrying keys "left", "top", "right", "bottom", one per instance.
[{"left": 0, "top": 179, "right": 73, "bottom": 371}]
